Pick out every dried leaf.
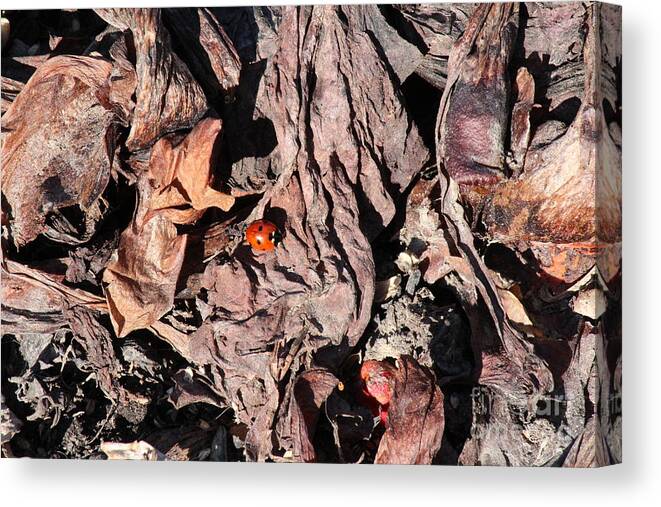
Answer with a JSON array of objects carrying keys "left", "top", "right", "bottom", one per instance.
[
  {"left": 2, "top": 55, "right": 115, "bottom": 246},
  {"left": 186, "top": 5, "right": 429, "bottom": 457},
  {"left": 438, "top": 3, "right": 519, "bottom": 203},
  {"left": 428, "top": 2, "right": 556, "bottom": 406},
  {"left": 374, "top": 356, "right": 445, "bottom": 464},
  {"left": 289, "top": 369, "right": 339, "bottom": 462},
  {"left": 484, "top": 4, "right": 621, "bottom": 284},
  {"left": 95, "top": 8, "right": 208, "bottom": 151},
  {"left": 102, "top": 117, "right": 234, "bottom": 337},
  {"left": 1, "top": 269, "right": 67, "bottom": 334},
  {"left": 103, "top": 211, "right": 187, "bottom": 337},
  {"left": 147, "top": 117, "right": 235, "bottom": 223},
  {"left": 164, "top": 8, "right": 241, "bottom": 99},
  {"left": 562, "top": 417, "right": 610, "bottom": 468}
]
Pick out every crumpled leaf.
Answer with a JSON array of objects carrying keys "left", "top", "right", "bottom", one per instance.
[
  {"left": 95, "top": 8, "right": 208, "bottom": 151},
  {"left": 64, "top": 305, "right": 125, "bottom": 401},
  {"left": 103, "top": 117, "right": 233, "bottom": 337},
  {"left": 103, "top": 210, "right": 187, "bottom": 337},
  {"left": 168, "top": 368, "right": 227, "bottom": 410},
  {"left": 424, "top": 1, "right": 556, "bottom": 407},
  {"left": 99, "top": 33, "right": 137, "bottom": 127},
  {"left": 437, "top": 2, "right": 519, "bottom": 205},
  {"left": 374, "top": 356, "right": 445, "bottom": 465},
  {"left": 286, "top": 369, "right": 339, "bottom": 463},
  {"left": 562, "top": 417, "right": 610, "bottom": 468},
  {"left": 1, "top": 259, "right": 109, "bottom": 338},
  {"left": 1, "top": 55, "right": 116, "bottom": 246},
  {"left": 185, "top": 4, "right": 429, "bottom": 459},
  {"left": 484, "top": 4, "right": 621, "bottom": 284},
  {"left": 147, "top": 117, "right": 235, "bottom": 223},
  {"left": 523, "top": 2, "right": 586, "bottom": 67}
]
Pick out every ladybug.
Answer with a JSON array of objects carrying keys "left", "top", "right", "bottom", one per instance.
[{"left": 245, "top": 219, "right": 282, "bottom": 252}]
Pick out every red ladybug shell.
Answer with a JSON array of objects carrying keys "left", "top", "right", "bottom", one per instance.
[{"left": 245, "top": 219, "right": 282, "bottom": 252}]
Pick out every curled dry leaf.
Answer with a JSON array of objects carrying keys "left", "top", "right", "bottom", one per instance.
[
  {"left": 1, "top": 55, "right": 115, "bottom": 247},
  {"left": 374, "top": 356, "right": 445, "bottom": 465},
  {"left": 63, "top": 305, "right": 125, "bottom": 401},
  {"left": 1, "top": 259, "right": 110, "bottom": 352},
  {"left": 484, "top": 4, "right": 621, "bottom": 284},
  {"left": 103, "top": 210, "right": 187, "bottom": 337},
  {"left": 438, "top": 2, "right": 519, "bottom": 204},
  {"left": 103, "top": 117, "right": 233, "bottom": 337},
  {"left": 95, "top": 8, "right": 208, "bottom": 151},
  {"left": 287, "top": 369, "right": 339, "bottom": 462},
  {"left": 147, "top": 117, "right": 235, "bottom": 223},
  {"left": 184, "top": 4, "right": 429, "bottom": 458},
  {"left": 101, "top": 35, "right": 138, "bottom": 126}
]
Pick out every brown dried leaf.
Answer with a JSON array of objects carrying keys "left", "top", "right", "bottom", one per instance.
[
  {"left": 1, "top": 55, "right": 49, "bottom": 116},
  {"left": 147, "top": 117, "right": 235, "bottom": 223},
  {"left": 187, "top": 5, "right": 429, "bottom": 457},
  {"left": 64, "top": 305, "right": 124, "bottom": 401},
  {"left": 562, "top": 417, "right": 610, "bottom": 468},
  {"left": 428, "top": 4, "right": 554, "bottom": 404},
  {"left": 100, "top": 35, "right": 137, "bottom": 126},
  {"left": 287, "top": 369, "right": 339, "bottom": 463},
  {"left": 484, "top": 4, "right": 621, "bottom": 284},
  {"left": 375, "top": 356, "right": 444, "bottom": 465},
  {"left": 165, "top": 8, "right": 242, "bottom": 99},
  {"left": 438, "top": 3, "right": 519, "bottom": 202},
  {"left": 2, "top": 55, "right": 115, "bottom": 246},
  {"left": 102, "top": 117, "right": 233, "bottom": 337},
  {"left": 2, "top": 259, "right": 107, "bottom": 310},
  {"left": 103, "top": 212, "right": 187, "bottom": 337},
  {"left": 1, "top": 269, "right": 67, "bottom": 335},
  {"left": 95, "top": 8, "right": 208, "bottom": 151},
  {"left": 524, "top": 2, "right": 586, "bottom": 66}
]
